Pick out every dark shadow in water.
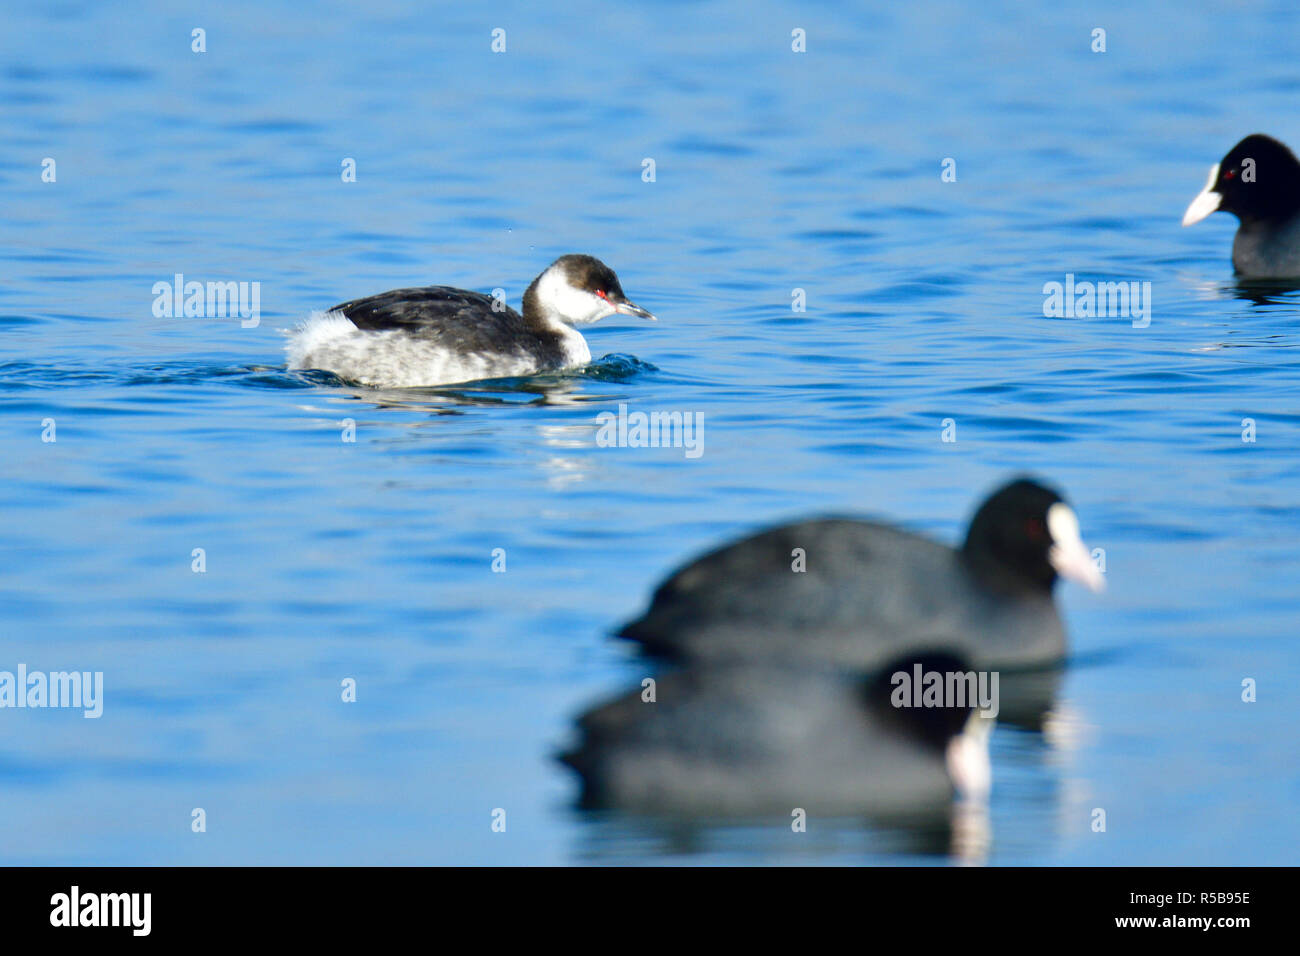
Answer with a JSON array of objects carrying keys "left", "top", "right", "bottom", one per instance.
[
  {"left": 565, "top": 808, "right": 964, "bottom": 864},
  {"left": 994, "top": 666, "right": 1063, "bottom": 732},
  {"left": 1226, "top": 278, "right": 1300, "bottom": 307}
]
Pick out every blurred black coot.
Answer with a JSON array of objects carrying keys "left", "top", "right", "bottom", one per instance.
[
  {"left": 618, "top": 477, "right": 1102, "bottom": 673},
  {"left": 561, "top": 652, "right": 992, "bottom": 818}
]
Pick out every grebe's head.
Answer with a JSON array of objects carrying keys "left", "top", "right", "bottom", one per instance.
[{"left": 524, "top": 254, "right": 656, "bottom": 327}]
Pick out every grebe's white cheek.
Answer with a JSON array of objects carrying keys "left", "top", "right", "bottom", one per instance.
[
  {"left": 535, "top": 268, "right": 609, "bottom": 326},
  {"left": 583, "top": 297, "right": 620, "bottom": 325},
  {"left": 568, "top": 289, "right": 616, "bottom": 325}
]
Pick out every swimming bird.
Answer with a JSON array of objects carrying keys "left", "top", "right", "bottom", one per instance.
[
  {"left": 1182, "top": 134, "right": 1300, "bottom": 278},
  {"left": 560, "top": 653, "right": 993, "bottom": 817},
  {"left": 618, "top": 478, "right": 1103, "bottom": 673},
  {"left": 287, "top": 254, "right": 655, "bottom": 387}
]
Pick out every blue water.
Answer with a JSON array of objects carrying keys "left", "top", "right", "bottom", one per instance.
[{"left": 1, "top": 0, "right": 1298, "bottom": 865}]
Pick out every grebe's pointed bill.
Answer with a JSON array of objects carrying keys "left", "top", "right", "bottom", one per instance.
[
  {"left": 1182, "top": 163, "right": 1223, "bottom": 226},
  {"left": 606, "top": 293, "right": 656, "bottom": 321},
  {"left": 1046, "top": 503, "right": 1105, "bottom": 593}
]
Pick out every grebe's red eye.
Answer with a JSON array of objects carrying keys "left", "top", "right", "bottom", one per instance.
[{"left": 595, "top": 289, "right": 607, "bottom": 299}]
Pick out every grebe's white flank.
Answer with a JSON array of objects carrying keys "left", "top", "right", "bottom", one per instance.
[{"left": 287, "top": 254, "right": 655, "bottom": 388}]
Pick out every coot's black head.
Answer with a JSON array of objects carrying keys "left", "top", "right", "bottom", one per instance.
[
  {"left": 864, "top": 652, "right": 977, "bottom": 752},
  {"left": 1183, "top": 134, "right": 1300, "bottom": 227},
  {"left": 522, "top": 254, "right": 656, "bottom": 327},
  {"left": 863, "top": 651, "right": 993, "bottom": 801},
  {"left": 961, "top": 478, "right": 1104, "bottom": 595}
]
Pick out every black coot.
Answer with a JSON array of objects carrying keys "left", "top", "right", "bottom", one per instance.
[
  {"left": 619, "top": 478, "right": 1102, "bottom": 674},
  {"left": 1182, "top": 134, "right": 1300, "bottom": 278},
  {"left": 561, "top": 652, "right": 992, "bottom": 818}
]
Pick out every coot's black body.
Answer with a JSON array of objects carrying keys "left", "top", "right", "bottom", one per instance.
[
  {"left": 562, "top": 653, "right": 988, "bottom": 818},
  {"left": 619, "top": 479, "right": 1099, "bottom": 676}
]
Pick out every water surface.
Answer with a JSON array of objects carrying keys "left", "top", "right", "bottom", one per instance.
[{"left": 1, "top": 1, "right": 1297, "bottom": 864}]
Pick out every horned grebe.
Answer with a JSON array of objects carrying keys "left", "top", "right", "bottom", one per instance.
[{"left": 287, "top": 254, "right": 655, "bottom": 387}]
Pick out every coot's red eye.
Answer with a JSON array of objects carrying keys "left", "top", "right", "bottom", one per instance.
[
  {"left": 1224, "top": 169, "right": 1237, "bottom": 180},
  {"left": 1025, "top": 517, "right": 1045, "bottom": 539}
]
